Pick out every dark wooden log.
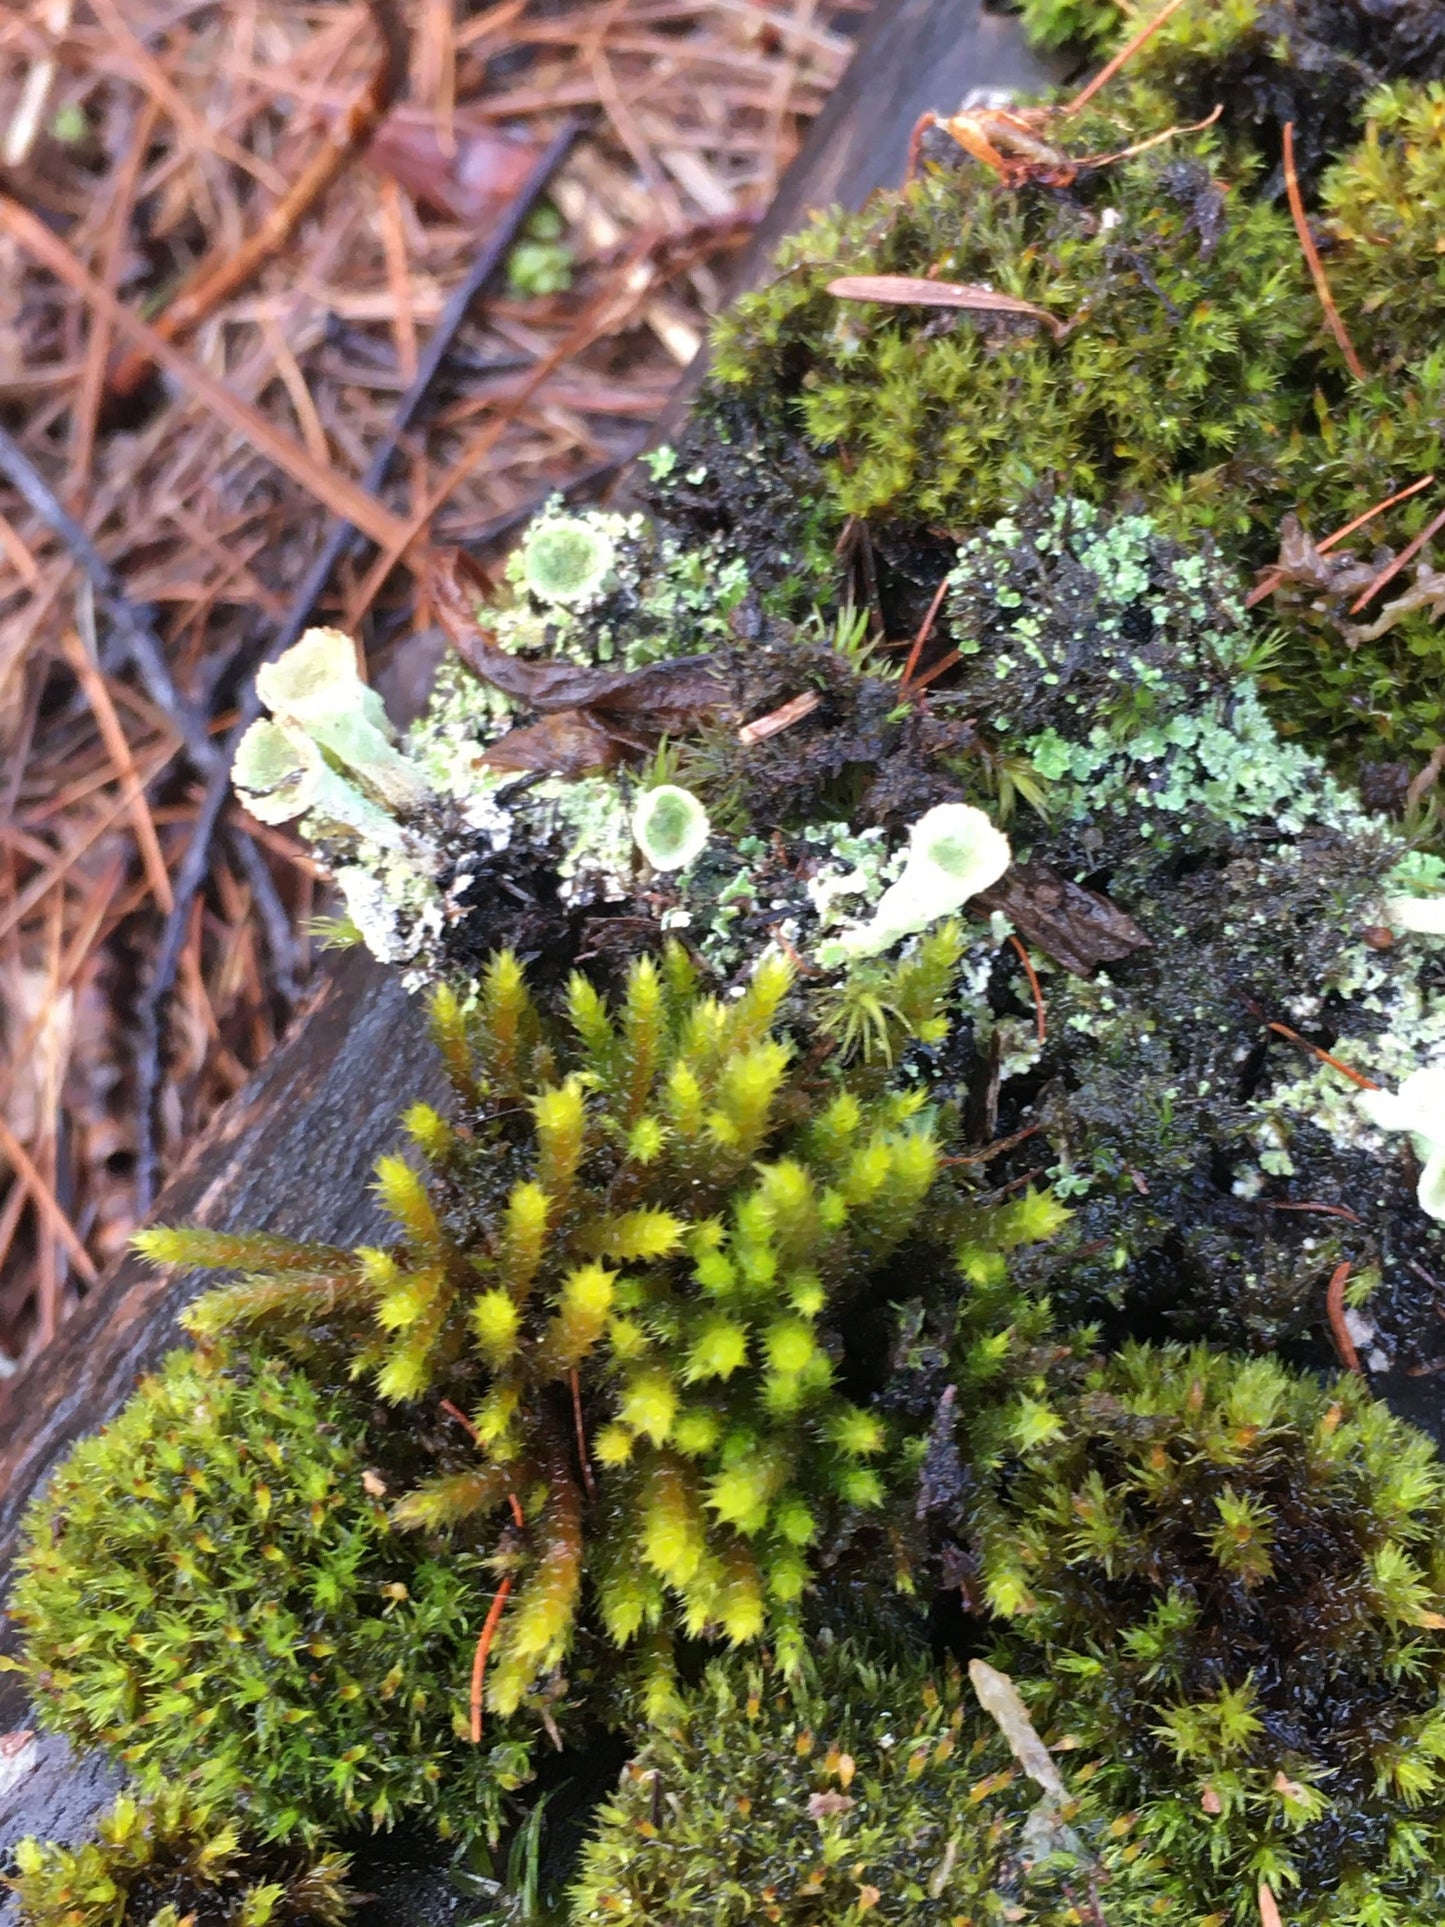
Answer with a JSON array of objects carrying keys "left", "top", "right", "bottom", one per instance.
[{"left": 0, "top": 0, "right": 1054, "bottom": 1896}]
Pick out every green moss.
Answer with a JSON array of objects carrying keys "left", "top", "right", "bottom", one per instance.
[
  {"left": 688, "top": 68, "right": 1445, "bottom": 758},
  {"left": 141, "top": 943, "right": 1049, "bottom": 1722},
  {"left": 1014, "top": 0, "right": 1121, "bottom": 55},
  {"left": 3, "top": 1345, "right": 530, "bottom": 1845},
  {"left": 5, "top": 1789, "right": 351, "bottom": 1927},
  {"left": 570, "top": 1643, "right": 1171, "bottom": 1924},
  {"left": 1324, "top": 83, "right": 1445, "bottom": 374},
  {"left": 971, "top": 1342, "right": 1445, "bottom": 1922},
  {"left": 709, "top": 131, "right": 1310, "bottom": 542},
  {"left": 1017, "top": 0, "right": 1445, "bottom": 186}
]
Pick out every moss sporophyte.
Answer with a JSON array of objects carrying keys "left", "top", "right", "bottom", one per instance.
[{"left": 18, "top": 14, "right": 1445, "bottom": 1925}]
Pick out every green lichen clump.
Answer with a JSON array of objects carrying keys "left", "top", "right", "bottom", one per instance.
[
  {"left": 5, "top": 1790, "right": 351, "bottom": 1927},
  {"left": 570, "top": 1645, "right": 1168, "bottom": 1925},
  {"left": 883, "top": 495, "right": 1445, "bottom": 1362},
  {"left": 971, "top": 1344, "right": 1445, "bottom": 1922},
  {"left": 498, "top": 499, "right": 749, "bottom": 669},
  {"left": 3, "top": 1345, "right": 528, "bottom": 1844},
  {"left": 157, "top": 941, "right": 982, "bottom": 1717}
]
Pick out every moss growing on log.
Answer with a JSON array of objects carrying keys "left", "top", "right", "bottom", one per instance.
[
  {"left": 970, "top": 1342, "right": 1445, "bottom": 1923},
  {"left": 3, "top": 1346, "right": 530, "bottom": 1845},
  {"left": 5, "top": 1790, "right": 351, "bottom": 1927}
]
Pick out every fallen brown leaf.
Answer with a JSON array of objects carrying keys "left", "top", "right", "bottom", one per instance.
[
  {"left": 367, "top": 109, "right": 539, "bottom": 225},
  {"left": 976, "top": 861, "right": 1150, "bottom": 976}
]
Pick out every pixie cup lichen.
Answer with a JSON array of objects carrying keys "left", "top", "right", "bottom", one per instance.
[
  {"left": 518, "top": 513, "right": 617, "bottom": 608},
  {"left": 824, "top": 803, "right": 1010, "bottom": 963},
  {"left": 631, "top": 783, "right": 710, "bottom": 872},
  {"left": 1358, "top": 1064, "right": 1445, "bottom": 1220}
]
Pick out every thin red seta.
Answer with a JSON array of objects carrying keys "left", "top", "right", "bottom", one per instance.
[
  {"left": 470, "top": 1576, "right": 513, "bottom": 1744},
  {"left": 1246, "top": 473, "right": 1436, "bottom": 608},
  {"left": 907, "top": 646, "right": 962, "bottom": 695},
  {"left": 1282, "top": 120, "right": 1365, "bottom": 382},
  {"left": 571, "top": 1368, "right": 597, "bottom": 1502},
  {"left": 1325, "top": 1261, "right": 1362, "bottom": 1375},
  {"left": 901, "top": 572, "right": 952, "bottom": 691},
  {"left": 1267, "top": 1020, "right": 1378, "bottom": 1090},
  {"left": 1349, "top": 499, "right": 1445, "bottom": 615},
  {"left": 440, "top": 1397, "right": 478, "bottom": 1441},
  {"left": 1008, "top": 935, "right": 1046, "bottom": 1044}
]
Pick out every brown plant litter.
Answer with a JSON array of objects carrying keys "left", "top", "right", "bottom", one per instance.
[{"left": 0, "top": 0, "right": 866, "bottom": 1374}]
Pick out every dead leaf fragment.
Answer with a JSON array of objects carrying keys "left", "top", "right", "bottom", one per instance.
[
  {"left": 361, "top": 1469, "right": 388, "bottom": 1498},
  {"left": 806, "top": 1790, "right": 855, "bottom": 1819},
  {"left": 366, "top": 109, "right": 538, "bottom": 225},
  {"left": 975, "top": 861, "right": 1150, "bottom": 976},
  {"left": 481, "top": 710, "right": 625, "bottom": 777},
  {"left": 967, "top": 1659, "right": 1064, "bottom": 1798},
  {"left": 827, "top": 275, "right": 1065, "bottom": 339},
  {"left": 1200, "top": 1783, "right": 1222, "bottom": 1814},
  {"left": 431, "top": 548, "right": 727, "bottom": 765},
  {"left": 1258, "top": 1881, "right": 1283, "bottom": 1927}
]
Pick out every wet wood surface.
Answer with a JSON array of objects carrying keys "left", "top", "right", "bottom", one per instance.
[{"left": 0, "top": 0, "right": 1056, "bottom": 1889}]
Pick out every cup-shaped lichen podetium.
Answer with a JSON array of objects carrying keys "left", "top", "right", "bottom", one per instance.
[{"left": 632, "top": 783, "right": 711, "bottom": 872}]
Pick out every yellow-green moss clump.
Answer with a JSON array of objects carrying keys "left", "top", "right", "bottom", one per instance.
[
  {"left": 570, "top": 1644, "right": 1171, "bottom": 1925},
  {"left": 3, "top": 1345, "right": 530, "bottom": 1845},
  {"left": 970, "top": 1344, "right": 1445, "bottom": 1923},
  {"left": 139, "top": 941, "right": 1038, "bottom": 1722},
  {"left": 5, "top": 1789, "right": 351, "bottom": 1927}
]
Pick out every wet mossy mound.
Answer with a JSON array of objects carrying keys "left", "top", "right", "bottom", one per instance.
[
  {"left": 968, "top": 1344, "right": 1445, "bottom": 1923},
  {"left": 570, "top": 1643, "right": 1172, "bottom": 1924},
  {"left": 4, "top": 1790, "right": 351, "bottom": 1927}
]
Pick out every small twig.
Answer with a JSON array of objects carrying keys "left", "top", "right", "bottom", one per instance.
[
  {"left": 1008, "top": 934, "right": 1046, "bottom": 1045},
  {"left": 0, "top": 1115, "right": 98, "bottom": 1287},
  {"left": 570, "top": 1367, "right": 597, "bottom": 1502},
  {"left": 900, "top": 570, "right": 952, "bottom": 691},
  {"left": 109, "top": 0, "right": 409, "bottom": 397},
  {"left": 1257, "top": 1199, "right": 1363, "bottom": 1224},
  {"left": 942, "top": 1121, "right": 1041, "bottom": 1167},
  {"left": 0, "top": 424, "right": 215, "bottom": 769},
  {"left": 738, "top": 689, "right": 821, "bottom": 745},
  {"left": 131, "top": 124, "right": 581, "bottom": 1214},
  {"left": 1349, "top": 499, "right": 1445, "bottom": 616},
  {"left": 1062, "top": 0, "right": 1192, "bottom": 116},
  {"left": 1246, "top": 473, "right": 1436, "bottom": 608},
  {"left": 1325, "top": 1260, "right": 1362, "bottom": 1375},
  {"left": 1282, "top": 120, "right": 1365, "bottom": 383},
  {"left": 470, "top": 1575, "right": 513, "bottom": 1744},
  {"left": 228, "top": 826, "right": 301, "bottom": 1008},
  {"left": 0, "top": 196, "right": 410, "bottom": 551},
  {"left": 1267, "top": 1020, "right": 1378, "bottom": 1091},
  {"left": 59, "top": 628, "right": 175, "bottom": 911},
  {"left": 1406, "top": 742, "right": 1445, "bottom": 815}
]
